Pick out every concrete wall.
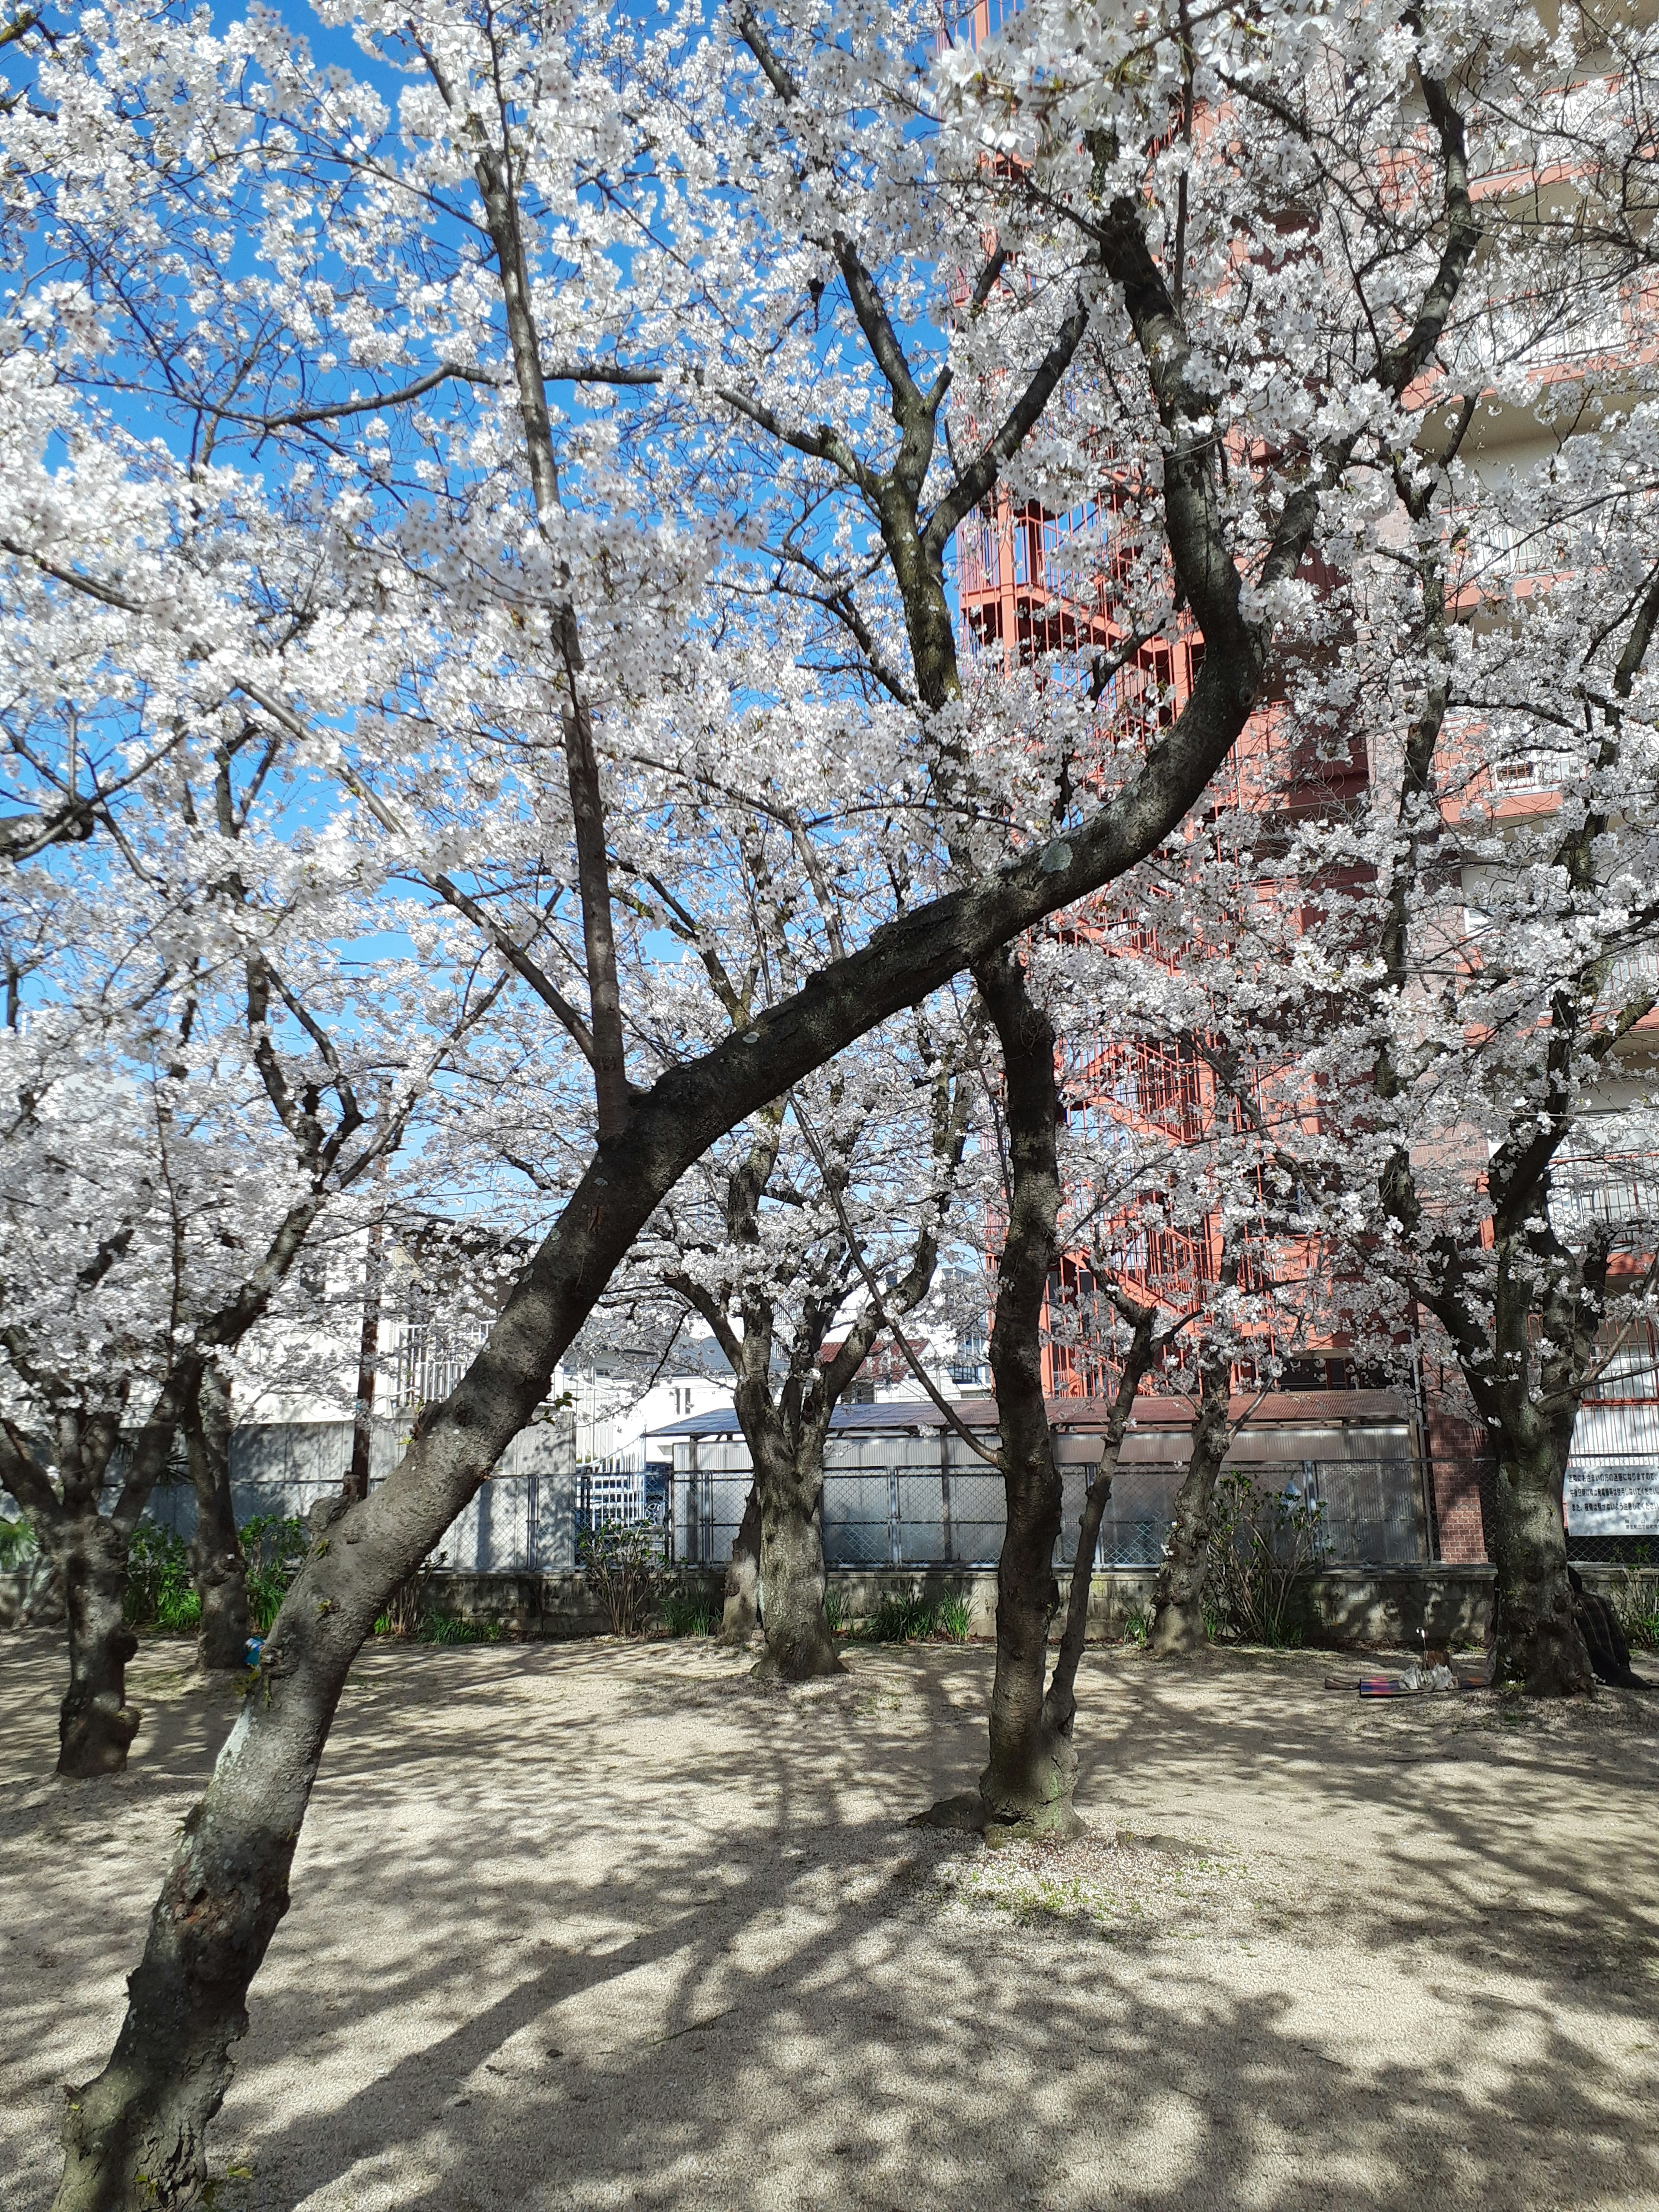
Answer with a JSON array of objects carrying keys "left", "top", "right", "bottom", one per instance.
[
  {"left": 420, "top": 1559, "right": 1609, "bottom": 1652},
  {"left": 8, "top": 1550, "right": 1651, "bottom": 1657}
]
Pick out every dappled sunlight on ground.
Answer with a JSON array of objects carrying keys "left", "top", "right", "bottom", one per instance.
[{"left": 2, "top": 1630, "right": 1656, "bottom": 2210}]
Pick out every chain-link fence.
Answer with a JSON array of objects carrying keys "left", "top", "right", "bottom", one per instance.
[
  {"left": 138, "top": 1414, "right": 581, "bottom": 1572},
  {"left": 666, "top": 1452, "right": 1426, "bottom": 1571},
  {"left": 43, "top": 1414, "right": 1659, "bottom": 1588}
]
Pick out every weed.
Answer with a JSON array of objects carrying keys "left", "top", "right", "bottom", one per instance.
[
  {"left": 823, "top": 1583, "right": 847, "bottom": 1636},
  {"left": 125, "top": 1524, "right": 197, "bottom": 1630},
  {"left": 420, "top": 1612, "right": 503, "bottom": 1644},
  {"left": 862, "top": 1592, "right": 941, "bottom": 1643},
  {"left": 1608, "top": 1569, "right": 1659, "bottom": 1650},
  {"left": 127, "top": 1514, "right": 309, "bottom": 1636},
  {"left": 661, "top": 1588, "right": 715, "bottom": 1637},
  {"left": 1207, "top": 1471, "right": 1323, "bottom": 1647},
  {"left": 376, "top": 1553, "right": 436, "bottom": 1638},
  {"left": 0, "top": 1515, "right": 37, "bottom": 1570},
  {"left": 860, "top": 1591, "right": 974, "bottom": 1642},
  {"left": 1121, "top": 1603, "right": 1153, "bottom": 1648},
  {"left": 239, "top": 1515, "right": 308, "bottom": 1632},
  {"left": 935, "top": 1595, "right": 972, "bottom": 1642}
]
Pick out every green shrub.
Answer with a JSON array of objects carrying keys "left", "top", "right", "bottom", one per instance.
[
  {"left": 372, "top": 1562, "right": 429, "bottom": 1637},
  {"left": 239, "top": 1514, "right": 310, "bottom": 1632},
  {"left": 857, "top": 1591, "right": 974, "bottom": 1642},
  {"left": 126, "top": 1512, "right": 310, "bottom": 1636},
  {"left": 1609, "top": 1571, "right": 1659, "bottom": 1651},
  {"left": 863, "top": 1592, "right": 940, "bottom": 1643},
  {"left": 661, "top": 1588, "right": 715, "bottom": 1637},
  {"left": 0, "top": 1515, "right": 38, "bottom": 1570},
  {"left": 578, "top": 1516, "right": 662, "bottom": 1635},
  {"left": 935, "top": 1595, "right": 972, "bottom": 1642},
  {"left": 1121, "top": 1603, "right": 1153, "bottom": 1648},
  {"left": 1207, "top": 1472, "right": 1322, "bottom": 1647},
  {"left": 125, "top": 1523, "right": 198, "bottom": 1630},
  {"left": 823, "top": 1584, "right": 846, "bottom": 1636},
  {"left": 421, "top": 1612, "right": 503, "bottom": 1644}
]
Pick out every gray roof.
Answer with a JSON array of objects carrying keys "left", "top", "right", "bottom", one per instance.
[
  {"left": 654, "top": 1398, "right": 996, "bottom": 1439},
  {"left": 653, "top": 1387, "right": 1407, "bottom": 1440}
]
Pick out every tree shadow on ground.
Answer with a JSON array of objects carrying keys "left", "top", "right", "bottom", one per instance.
[{"left": 1, "top": 1635, "right": 1654, "bottom": 2211}]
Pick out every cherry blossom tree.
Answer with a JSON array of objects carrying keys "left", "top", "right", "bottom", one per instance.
[
  {"left": 0, "top": 741, "right": 511, "bottom": 1769},
  {"left": 648, "top": 1017, "right": 974, "bottom": 1676},
  {"left": 1257, "top": 398, "right": 1659, "bottom": 1694},
  {"left": 0, "top": 0, "right": 1519, "bottom": 2199}
]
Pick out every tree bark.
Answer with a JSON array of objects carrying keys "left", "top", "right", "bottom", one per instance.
[
  {"left": 345, "top": 1212, "right": 382, "bottom": 1504},
  {"left": 971, "top": 949, "right": 1077, "bottom": 1840},
  {"left": 47, "top": 1512, "right": 141, "bottom": 1778},
  {"left": 186, "top": 1367, "right": 248, "bottom": 1673},
  {"left": 753, "top": 1441, "right": 843, "bottom": 1681},
  {"left": 0, "top": 1409, "right": 168, "bottom": 1781},
  {"left": 1488, "top": 1426, "right": 1591, "bottom": 1696},
  {"left": 54, "top": 1635, "right": 328, "bottom": 2211},
  {"left": 719, "top": 1480, "right": 761, "bottom": 1641},
  {"left": 1148, "top": 1343, "right": 1232, "bottom": 1658},
  {"left": 1044, "top": 1306, "right": 1164, "bottom": 1733}
]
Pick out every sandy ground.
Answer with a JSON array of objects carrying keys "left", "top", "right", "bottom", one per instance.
[{"left": 2, "top": 1631, "right": 1657, "bottom": 2212}]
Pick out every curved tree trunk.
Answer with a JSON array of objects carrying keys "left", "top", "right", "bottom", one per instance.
[
  {"left": 1, "top": 1408, "right": 179, "bottom": 1781},
  {"left": 48, "top": 1513, "right": 142, "bottom": 1778},
  {"left": 719, "top": 1481, "right": 761, "bottom": 1642},
  {"left": 54, "top": 1584, "right": 341, "bottom": 2211},
  {"left": 1148, "top": 1344, "right": 1232, "bottom": 1658},
  {"left": 1044, "top": 1306, "right": 1164, "bottom": 1734},
  {"left": 186, "top": 1367, "right": 249, "bottom": 1672},
  {"left": 972, "top": 949, "right": 1077, "bottom": 1840},
  {"left": 754, "top": 1446, "right": 842, "bottom": 1681},
  {"left": 1488, "top": 1428, "right": 1591, "bottom": 1695}
]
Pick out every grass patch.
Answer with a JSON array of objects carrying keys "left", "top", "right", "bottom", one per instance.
[
  {"left": 921, "top": 1833, "right": 1248, "bottom": 1943},
  {"left": 661, "top": 1589, "right": 716, "bottom": 1637},
  {"left": 856, "top": 1592, "right": 973, "bottom": 1643},
  {"left": 1608, "top": 1571, "right": 1659, "bottom": 1650},
  {"left": 935, "top": 1595, "right": 972, "bottom": 1641},
  {"left": 419, "top": 1612, "right": 504, "bottom": 1644}
]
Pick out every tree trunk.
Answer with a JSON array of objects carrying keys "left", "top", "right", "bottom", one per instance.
[
  {"left": 719, "top": 1481, "right": 761, "bottom": 1642},
  {"left": 1488, "top": 1430, "right": 1591, "bottom": 1695},
  {"left": 48, "top": 1514, "right": 142, "bottom": 1778},
  {"left": 980, "top": 1422, "right": 1077, "bottom": 1838},
  {"left": 345, "top": 1212, "right": 383, "bottom": 1503},
  {"left": 973, "top": 949, "right": 1077, "bottom": 1840},
  {"left": 54, "top": 1621, "right": 335, "bottom": 2212},
  {"left": 1149, "top": 1345, "right": 1232, "bottom": 1658},
  {"left": 754, "top": 1449, "right": 842, "bottom": 1681},
  {"left": 1044, "top": 1308, "right": 1163, "bottom": 1736},
  {"left": 187, "top": 1368, "right": 249, "bottom": 1673}
]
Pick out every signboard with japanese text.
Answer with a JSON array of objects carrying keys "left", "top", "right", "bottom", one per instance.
[{"left": 1564, "top": 1461, "right": 1659, "bottom": 1536}]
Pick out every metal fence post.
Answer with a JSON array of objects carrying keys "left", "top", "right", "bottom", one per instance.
[{"left": 940, "top": 1432, "right": 954, "bottom": 1565}]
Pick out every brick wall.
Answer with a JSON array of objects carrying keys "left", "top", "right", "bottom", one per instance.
[{"left": 1425, "top": 1413, "right": 1490, "bottom": 1563}]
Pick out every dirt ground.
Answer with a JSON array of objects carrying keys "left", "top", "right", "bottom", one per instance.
[{"left": 2, "top": 1630, "right": 1657, "bottom": 2212}]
